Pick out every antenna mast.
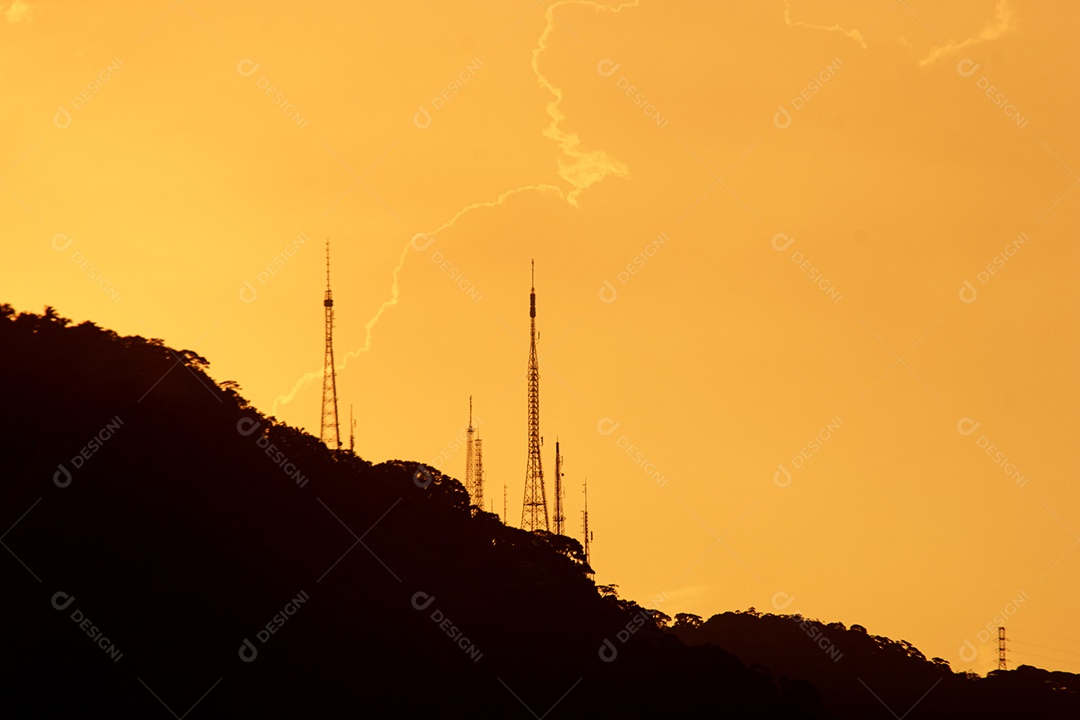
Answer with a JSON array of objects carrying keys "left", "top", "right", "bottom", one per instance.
[
  {"left": 465, "top": 397, "right": 476, "bottom": 504},
  {"left": 553, "top": 439, "right": 565, "bottom": 535},
  {"left": 582, "top": 479, "right": 593, "bottom": 572},
  {"left": 521, "top": 260, "right": 549, "bottom": 531},
  {"left": 464, "top": 397, "right": 484, "bottom": 510},
  {"left": 998, "top": 627, "right": 1007, "bottom": 671},
  {"left": 474, "top": 436, "right": 484, "bottom": 510},
  {"left": 320, "top": 238, "right": 341, "bottom": 449}
]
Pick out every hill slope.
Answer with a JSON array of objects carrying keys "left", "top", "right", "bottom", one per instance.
[
  {"left": 4, "top": 305, "right": 1078, "bottom": 718},
  {"left": 669, "top": 608, "right": 1080, "bottom": 718},
  {"left": 0, "top": 306, "right": 821, "bottom": 718}
]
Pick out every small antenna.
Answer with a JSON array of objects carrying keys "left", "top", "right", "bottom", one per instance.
[
  {"left": 553, "top": 439, "right": 565, "bottom": 536},
  {"left": 349, "top": 404, "right": 356, "bottom": 453}
]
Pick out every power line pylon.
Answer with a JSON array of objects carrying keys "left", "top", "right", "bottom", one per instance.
[
  {"left": 320, "top": 239, "right": 341, "bottom": 449},
  {"left": 521, "top": 260, "right": 549, "bottom": 532},
  {"left": 998, "top": 627, "right": 1007, "bottom": 671},
  {"left": 553, "top": 439, "right": 565, "bottom": 535}
]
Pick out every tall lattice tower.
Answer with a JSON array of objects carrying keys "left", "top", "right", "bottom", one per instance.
[
  {"left": 582, "top": 479, "right": 593, "bottom": 570},
  {"left": 553, "top": 439, "right": 566, "bottom": 535},
  {"left": 464, "top": 397, "right": 484, "bottom": 509},
  {"left": 521, "top": 261, "right": 549, "bottom": 532},
  {"left": 465, "top": 397, "right": 477, "bottom": 503},
  {"left": 473, "top": 437, "right": 484, "bottom": 510},
  {"left": 998, "top": 627, "right": 1007, "bottom": 670},
  {"left": 320, "top": 239, "right": 341, "bottom": 449}
]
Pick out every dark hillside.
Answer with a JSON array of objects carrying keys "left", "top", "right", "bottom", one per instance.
[
  {"left": 671, "top": 609, "right": 1080, "bottom": 719},
  {"left": 0, "top": 306, "right": 822, "bottom": 718}
]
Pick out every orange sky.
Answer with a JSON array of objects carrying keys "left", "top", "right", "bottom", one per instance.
[{"left": 3, "top": 0, "right": 1079, "bottom": 675}]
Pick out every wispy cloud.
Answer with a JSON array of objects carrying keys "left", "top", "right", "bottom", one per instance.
[
  {"left": 920, "top": 0, "right": 1014, "bottom": 66},
  {"left": 782, "top": 0, "right": 867, "bottom": 49},
  {"left": 532, "top": 0, "right": 638, "bottom": 206},
  {"left": 3, "top": 1, "right": 32, "bottom": 24},
  {"left": 273, "top": 2, "right": 640, "bottom": 419}
]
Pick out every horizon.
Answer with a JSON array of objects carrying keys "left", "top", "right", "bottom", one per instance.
[{"left": 3, "top": 0, "right": 1079, "bottom": 680}]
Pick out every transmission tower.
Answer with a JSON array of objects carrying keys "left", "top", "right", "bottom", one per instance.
[
  {"left": 582, "top": 479, "right": 593, "bottom": 571},
  {"left": 998, "top": 627, "right": 1007, "bottom": 671},
  {"left": 465, "top": 397, "right": 478, "bottom": 505},
  {"left": 521, "top": 260, "right": 549, "bottom": 531},
  {"left": 474, "top": 437, "right": 484, "bottom": 510},
  {"left": 553, "top": 439, "right": 566, "bottom": 535},
  {"left": 320, "top": 239, "right": 341, "bottom": 449},
  {"left": 349, "top": 404, "right": 356, "bottom": 453}
]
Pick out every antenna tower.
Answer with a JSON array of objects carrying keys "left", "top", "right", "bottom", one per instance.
[
  {"left": 521, "top": 260, "right": 549, "bottom": 531},
  {"left": 320, "top": 239, "right": 341, "bottom": 449},
  {"left": 349, "top": 404, "right": 355, "bottom": 453},
  {"left": 553, "top": 439, "right": 565, "bottom": 535},
  {"left": 474, "top": 437, "right": 484, "bottom": 510},
  {"left": 465, "top": 397, "right": 478, "bottom": 506},
  {"left": 582, "top": 479, "right": 593, "bottom": 570},
  {"left": 998, "top": 627, "right": 1007, "bottom": 671}
]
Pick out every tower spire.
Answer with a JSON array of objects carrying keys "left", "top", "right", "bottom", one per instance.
[
  {"left": 320, "top": 238, "right": 341, "bottom": 449},
  {"left": 522, "top": 260, "right": 549, "bottom": 531}
]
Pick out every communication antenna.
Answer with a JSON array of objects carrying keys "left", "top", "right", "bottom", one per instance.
[
  {"left": 998, "top": 627, "right": 1008, "bottom": 671},
  {"left": 349, "top": 404, "right": 356, "bottom": 453},
  {"left": 553, "top": 439, "right": 566, "bottom": 535},
  {"left": 320, "top": 238, "right": 341, "bottom": 449},
  {"left": 521, "top": 260, "right": 549, "bottom": 531},
  {"left": 582, "top": 479, "right": 593, "bottom": 571}
]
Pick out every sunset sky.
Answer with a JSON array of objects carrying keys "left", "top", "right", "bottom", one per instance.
[{"left": 3, "top": 0, "right": 1079, "bottom": 675}]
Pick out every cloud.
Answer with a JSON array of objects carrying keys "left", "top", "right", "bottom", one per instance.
[
  {"left": 3, "top": 1, "right": 32, "bottom": 24},
  {"left": 919, "top": 0, "right": 1014, "bottom": 66},
  {"left": 270, "top": 184, "right": 565, "bottom": 416},
  {"left": 532, "top": 1, "right": 638, "bottom": 206},
  {"left": 782, "top": 0, "right": 867, "bottom": 49},
  {"left": 273, "top": 2, "right": 641, "bottom": 419}
]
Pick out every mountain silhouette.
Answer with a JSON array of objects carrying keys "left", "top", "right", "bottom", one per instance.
[
  {"left": 1, "top": 305, "right": 1076, "bottom": 718},
  {"left": 671, "top": 609, "right": 1080, "bottom": 719},
  {"left": 0, "top": 305, "right": 822, "bottom": 718}
]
